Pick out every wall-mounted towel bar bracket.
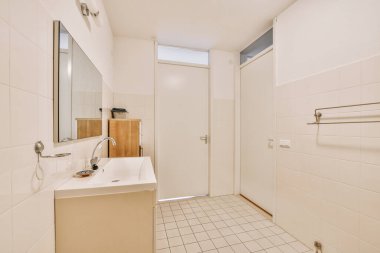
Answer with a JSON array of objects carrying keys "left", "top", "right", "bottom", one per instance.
[
  {"left": 33, "top": 141, "right": 71, "bottom": 181},
  {"left": 34, "top": 141, "right": 71, "bottom": 160},
  {"left": 307, "top": 101, "right": 380, "bottom": 125}
]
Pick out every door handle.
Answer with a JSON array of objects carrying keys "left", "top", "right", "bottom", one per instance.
[{"left": 200, "top": 135, "right": 208, "bottom": 144}]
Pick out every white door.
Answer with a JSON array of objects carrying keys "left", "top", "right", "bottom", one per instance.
[
  {"left": 240, "top": 50, "right": 275, "bottom": 214},
  {"left": 156, "top": 63, "right": 209, "bottom": 200}
]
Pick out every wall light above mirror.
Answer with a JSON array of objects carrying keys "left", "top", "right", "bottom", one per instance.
[
  {"left": 79, "top": 0, "right": 100, "bottom": 17},
  {"left": 53, "top": 21, "right": 103, "bottom": 143}
]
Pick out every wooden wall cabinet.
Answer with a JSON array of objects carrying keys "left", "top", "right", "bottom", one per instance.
[{"left": 109, "top": 119, "right": 141, "bottom": 157}]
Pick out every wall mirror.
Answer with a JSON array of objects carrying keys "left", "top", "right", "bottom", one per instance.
[{"left": 53, "top": 21, "right": 103, "bottom": 143}]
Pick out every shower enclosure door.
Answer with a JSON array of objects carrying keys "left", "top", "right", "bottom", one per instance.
[
  {"left": 156, "top": 62, "right": 209, "bottom": 200},
  {"left": 240, "top": 49, "right": 275, "bottom": 214}
]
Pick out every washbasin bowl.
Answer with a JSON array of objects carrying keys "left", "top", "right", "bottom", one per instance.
[{"left": 55, "top": 157, "right": 157, "bottom": 199}]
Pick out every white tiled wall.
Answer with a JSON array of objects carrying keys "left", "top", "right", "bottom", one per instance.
[
  {"left": 112, "top": 37, "right": 155, "bottom": 162},
  {"left": 275, "top": 55, "right": 380, "bottom": 253},
  {"left": 275, "top": 0, "right": 380, "bottom": 86},
  {"left": 209, "top": 50, "right": 237, "bottom": 197},
  {"left": 0, "top": 0, "right": 114, "bottom": 252}
]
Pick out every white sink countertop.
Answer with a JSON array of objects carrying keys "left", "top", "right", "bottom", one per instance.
[{"left": 55, "top": 157, "right": 157, "bottom": 199}]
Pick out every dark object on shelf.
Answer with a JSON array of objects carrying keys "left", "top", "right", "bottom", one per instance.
[{"left": 111, "top": 108, "right": 128, "bottom": 119}]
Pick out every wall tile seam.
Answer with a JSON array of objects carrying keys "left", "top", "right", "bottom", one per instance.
[
  {"left": 277, "top": 180, "right": 380, "bottom": 223},
  {"left": 26, "top": 224, "right": 54, "bottom": 252},
  {"left": 288, "top": 90, "right": 377, "bottom": 100},
  {"left": 278, "top": 164, "right": 380, "bottom": 196},
  {"left": 9, "top": 17, "right": 113, "bottom": 86},
  {"left": 277, "top": 53, "right": 380, "bottom": 87},
  {"left": 277, "top": 81, "right": 379, "bottom": 97},
  {"left": 0, "top": 204, "right": 12, "bottom": 217},
  {"left": 9, "top": 22, "right": 52, "bottom": 56},
  {"left": 0, "top": 79, "right": 10, "bottom": 87},
  {"left": 0, "top": 8, "right": 10, "bottom": 26},
  {"left": 277, "top": 133, "right": 366, "bottom": 138},
  {"left": 8, "top": 87, "right": 54, "bottom": 102},
  {"left": 10, "top": 184, "right": 57, "bottom": 210},
  {"left": 281, "top": 148, "right": 373, "bottom": 165},
  {"left": 278, "top": 132, "right": 379, "bottom": 137}
]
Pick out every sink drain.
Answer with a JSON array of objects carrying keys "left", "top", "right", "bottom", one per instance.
[{"left": 112, "top": 179, "right": 120, "bottom": 183}]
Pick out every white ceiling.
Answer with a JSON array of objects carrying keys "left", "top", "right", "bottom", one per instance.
[{"left": 103, "top": 0, "right": 296, "bottom": 51}]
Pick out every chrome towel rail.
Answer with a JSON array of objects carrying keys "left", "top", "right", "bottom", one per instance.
[{"left": 307, "top": 102, "right": 380, "bottom": 125}]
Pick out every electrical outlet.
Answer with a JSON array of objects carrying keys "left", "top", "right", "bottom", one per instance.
[{"left": 279, "top": 139, "right": 291, "bottom": 148}]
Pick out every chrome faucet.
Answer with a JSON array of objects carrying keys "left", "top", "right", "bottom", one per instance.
[{"left": 90, "top": 137, "right": 116, "bottom": 170}]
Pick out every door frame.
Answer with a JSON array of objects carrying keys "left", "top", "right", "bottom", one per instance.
[
  {"left": 154, "top": 42, "right": 211, "bottom": 200},
  {"left": 239, "top": 45, "right": 278, "bottom": 220}
]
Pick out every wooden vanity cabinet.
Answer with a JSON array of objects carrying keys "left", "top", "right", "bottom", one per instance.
[{"left": 108, "top": 119, "right": 141, "bottom": 157}]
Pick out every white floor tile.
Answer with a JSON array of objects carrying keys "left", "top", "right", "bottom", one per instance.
[
  {"left": 164, "top": 216, "right": 175, "bottom": 223},
  {"left": 177, "top": 220, "right": 190, "bottom": 228},
  {"left": 157, "top": 224, "right": 165, "bottom": 231},
  {"left": 244, "top": 240, "right": 263, "bottom": 252},
  {"left": 156, "top": 238, "right": 169, "bottom": 250},
  {"left": 199, "top": 240, "right": 216, "bottom": 251},
  {"left": 156, "top": 230, "right": 167, "bottom": 240},
  {"left": 182, "top": 234, "right": 197, "bottom": 244},
  {"left": 168, "top": 236, "right": 183, "bottom": 247},
  {"left": 195, "top": 231, "right": 210, "bottom": 242},
  {"left": 185, "top": 242, "right": 202, "bottom": 253},
  {"left": 217, "top": 246, "right": 234, "bottom": 253},
  {"left": 171, "top": 245, "right": 186, "bottom": 253},
  {"left": 224, "top": 234, "right": 241, "bottom": 246},
  {"left": 231, "top": 243, "right": 249, "bottom": 253},
  {"left": 256, "top": 238, "right": 274, "bottom": 249},
  {"left": 192, "top": 224, "right": 205, "bottom": 233},
  {"left": 212, "top": 237, "right": 228, "bottom": 248},
  {"left": 207, "top": 229, "right": 222, "bottom": 239},
  {"left": 199, "top": 217, "right": 212, "bottom": 223},
  {"left": 165, "top": 222, "right": 177, "bottom": 230},
  {"left": 219, "top": 227, "right": 234, "bottom": 236},
  {"left": 278, "top": 244, "right": 298, "bottom": 253},
  {"left": 224, "top": 219, "right": 238, "bottom": 226},
  {"left": 214, "top": 221, "right": 228, "bottom": 229},
  {"left": 156, "top": 196, "right": 310, "bottom": 253},
  {"left": 267, "top": 235, "right": 286, "bottom": 246},
  {"left": 248, "top": 230, "right": 264, "bottom": 240},
  {"left": 166, "top": 228, "right": 180, "bottom": 238},
  {"left": 203, "top": 222, "right": 217, "bottom": 231},
  {"left": 278, "top": 233, "right": 296, "bottom": 243},
  {"left": 236, "top": 232, "right": 252, "bottom": 243},
  {"left": 179, "top": 226, "right": 192, "bottom": 236},
  {"left": 188, "top": 218, "right": 201, "bottom": 226},
  {"left": 156, "top": 248, "right": 170, "bottom": 253},
  {"left": 288, "top": 241, "right": 310, "bottom": 252},
  {"left": 241, "top": 223, "right": 255, "bottom": 232},
  {"left": 266, "top": 247, "right": 283, "bottom": 253}
]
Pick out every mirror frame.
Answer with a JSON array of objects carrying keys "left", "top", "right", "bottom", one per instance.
[{"left": 53, "top": 20, "right": 103, "bottom": 143}]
